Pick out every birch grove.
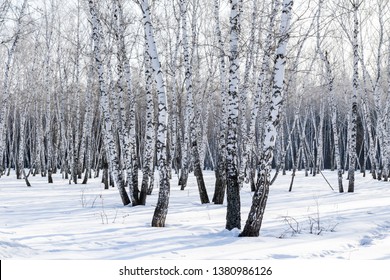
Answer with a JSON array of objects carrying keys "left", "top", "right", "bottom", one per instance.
[{"left": 1, "top": 0, "right": 390, "bottom": 234}]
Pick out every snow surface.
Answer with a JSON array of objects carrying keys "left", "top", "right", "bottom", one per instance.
[{"left": 0, "top": 170, "right": 389, "bottom": 260}]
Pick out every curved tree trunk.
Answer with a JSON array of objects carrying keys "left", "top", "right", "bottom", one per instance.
[
  {"left": 140, "top": 0, "right": 171, "bottom": 227},
  {"left": 240, "top": 0, "right": 293, "bottom": 237},
  {"left": 88, "top": 0, "right": 130, "bottom": 206}
]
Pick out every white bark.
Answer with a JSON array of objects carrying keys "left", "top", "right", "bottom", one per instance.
[
  {"left": 140, "top": 47, "right": 156, "bottom": 204},
  {"left": 81, "top": 59, "right": 93, "bottom": 184},
  {"left": 382, "top": 40, "right": 390, "bottom": 180},
  {"left": 240, "top": 0, "right": 293, "bottom": 237},
  {"left": 226, "top": 0, "right": 241, "bottom": 230},
  {"left": 179, "top": 0, "right": 209, "bottom": 203},
  {"left": 140, "top": 0, "right": 170, "bottom": 227},
  {"left": 348, "top": 1, "right": 360, "bottom": 192},
  {"left": 87, "top": 0, "right": 130, "bottom": 205},
  {"left": 238, "top": 0, "right": 258, "bottom": 186},
  {"left": 212, "top": 0, "right": 228, "bottom": 204},
  {"left": 168, "top": 11, "right": 181, "bottom": 178},
  {"left": 374, "top": 3, "right": 388, "bottom": 181},
  {"left": 317, "top": 0, "right": 343, "bottom": 192},
  {"left": 178, "top": 0, "right": 192, "bottom": 190},
  {"left": 113, "top": 0, "right": 139, "bottom": 204},
  {"left": 252, "top": 0, "right": 280, "bottom": 182}
]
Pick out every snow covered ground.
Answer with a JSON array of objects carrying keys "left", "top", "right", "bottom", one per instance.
[{"left": 1, "top": 170, "right": 389, "bottom": 260}]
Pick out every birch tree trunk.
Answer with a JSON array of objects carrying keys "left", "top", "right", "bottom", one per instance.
[
  {"left": 140, "top": 48, "right": 156, "bottom": 205},
  {"left": 55, "top": 30, "right": 69, "bottom": 179},
  {"left": 360, "top": 61, "right": 379, "bottom": 180},
  {"left": 382, "top": 40, "right": 390, "bottom": 181},
  {"left": 33, "top": 102, "right": 43, "bottom": 176},
  {"left": 212, "top": 0, "right": 228, "bottom": 205},
  {"left": 386, "top": 42, "right": 390, "bottom": 179},
  {"left": 113, "top": 0, "right": 139, "bottom": 205},
  {"left": 168, "top": 11, "right": 181, "bottom": 179},
  {"left": 347, "top": 1, "right": 360, "bottom": 193},
  {"left": 17, "top": 107, "right": 26, "bottom": 179},
  {"left": 18, "top": 86, "right": 32, "bottom": 186},
  {"left": 140, "top": 0, "right": 170, "bottom": 227},
  {"left": 73, "top": 0, "right": 83, "bottom": 182},
  {"left": 275, "top": 11, "right": 315, "bottom": 186},
  {"left": 226, "top": 0, "right": 241, "bottom": 230},
  {"left": 87, "top": 0, "right": 130, "bottom": 206},
  {"left": 374, "top": 3, "right": 388, "bottom": 181},
  {"left": 240, "top": 0, "right": 293, "bottom": 237},
  {"left": 317, "top": 0, "right": 343, "bottom": 192},
  {"left": 315, "top": 99, "right": 325, "bottom": 175},
  {"left": 179, "top": 0, "right": 209, "bottom": 203},
  {"left": 82, "top": 41, "right": 94, "bottom": 184},
  {"left": 43, "top": 0, "right": 56, "bottom": 184},
  {"left": 238, "top": 0, "right": 258, "bottom": 187}
]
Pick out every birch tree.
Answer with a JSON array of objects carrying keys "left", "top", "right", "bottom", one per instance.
[
  {"left": 240, "top": 0, "right": 293, "bottom": 237},
  {"left": 87, "top": 0, "right": 130, "bottom": 206},
  {"left": 238, "top": 0, "right": 259, "bottom": 187},
  {"left": 316, "top": 0, "right": 343, "bottom": 192},
  {"left": 245, "top": 0, "right": 280, "bottom": 187},
  {"left": 167, "top": 6, "right": 181, "bottom": 179},
  {"left": 42, "top": 0, "right": 56, "bottom": 184},
  {"left": 112, "top": 0, "right": 140, "bottom": 205},
  {"left": 226, "top": 0, "right": 241, "bottom": 230},
  {"left": 179, "top": 0, "right": 209, "bottom": 204},
  {"left": 212, "top": 0, "right": 228, "bottom": 205},
  {"left": 371, "top": 0, "right": 389, "bottom": 181},
  {"left": 360, "top": 32, "right": 379, "bottom": 180},
  {"left": 139, "top": 0, "right": 171, "bottom": 227},
  {"left": 81, "top": 59, "right": 94, "bottom": 184},
  {"left": 140, "top": 47, "right": 156, "bottom": 205},
  {"left": 347, "top": 0, "right": 361, "bottom": 193}
]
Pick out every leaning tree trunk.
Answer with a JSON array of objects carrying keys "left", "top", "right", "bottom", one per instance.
[
  {"left": 87, "top": 0, "right": 130, "bottom": 206},
  {"left": 140, "top": 0, "right": 171, "bottom": 227},
  {"left": 240, "top": 0, "right": 293, "bottom": 237},
  {"left": 113, "top": 0, "right": 139, "bottom": 205},
  {"left": 247, "top": 0, "right": 280, "bottom": 190}
]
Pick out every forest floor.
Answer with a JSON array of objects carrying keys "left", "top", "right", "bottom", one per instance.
[{"left": 0, "top": 169, "right": 389, "bottom": 260}]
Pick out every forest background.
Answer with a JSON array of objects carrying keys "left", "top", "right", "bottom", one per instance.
[{"left": 1, "top": 0, "right": 390, "bottom": 238}]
